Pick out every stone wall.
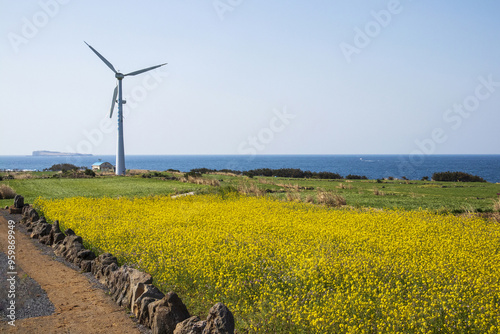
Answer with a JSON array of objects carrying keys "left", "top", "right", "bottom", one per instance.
[{"left": 19, "top": 200, "right": 235, "bottom": 334}]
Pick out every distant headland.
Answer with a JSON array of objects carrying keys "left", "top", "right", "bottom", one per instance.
[{"left": 32, "top": 151, "right": 93, "bottom": 157}]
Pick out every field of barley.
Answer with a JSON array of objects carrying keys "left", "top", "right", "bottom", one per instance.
[{"left": 36, "top": 193, "right": 500, "bottom": 333}]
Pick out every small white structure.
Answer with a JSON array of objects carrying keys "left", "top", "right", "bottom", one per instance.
[{"left": 92, "top": 161, "right": 115, "bottom": 172}]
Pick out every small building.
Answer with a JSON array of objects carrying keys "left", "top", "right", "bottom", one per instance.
[{"left": 92, "top": 161, "right": 115, "bottom": 172}]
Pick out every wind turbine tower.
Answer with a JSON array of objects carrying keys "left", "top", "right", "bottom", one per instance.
[{"left": 85, "top": 42, "right": 167, "bottom": 175}]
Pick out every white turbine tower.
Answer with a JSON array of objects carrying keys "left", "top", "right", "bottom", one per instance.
[{"left": 85, "top": 41, "right": 167, "bottom": 175}]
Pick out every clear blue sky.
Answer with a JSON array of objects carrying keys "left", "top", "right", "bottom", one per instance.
[{"left": 1, "top": 0, "right": 499, "bottom": 156}]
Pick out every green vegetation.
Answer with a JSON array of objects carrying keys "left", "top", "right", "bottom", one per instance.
[
  {"left": 44, "top": 163, "right": 81, "bottom": 172},
  {"left": 0, "top": 175, "right": 208, "bottom": 207},
  {"left": 432, "top": 171, "right": 487, "bottom": 182},
  {"left": 1, "top": 170, "right": 499, "bottom": 213}
]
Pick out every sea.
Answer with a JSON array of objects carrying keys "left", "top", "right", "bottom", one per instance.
[{"left": 0, "top": 155, "right": 499, "bottom": 183}]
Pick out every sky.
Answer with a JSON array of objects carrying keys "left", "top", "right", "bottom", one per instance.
[{"left": 1, "top": 0, "right": 499, "bottom": 156}]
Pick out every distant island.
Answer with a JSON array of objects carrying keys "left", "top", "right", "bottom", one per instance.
[{"left": 32, "top": 150, "right": 93, "bottom": 157}]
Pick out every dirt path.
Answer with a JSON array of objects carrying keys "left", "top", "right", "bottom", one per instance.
[{"left": 0, "top": 211, "right": 145, "bottom": 334}]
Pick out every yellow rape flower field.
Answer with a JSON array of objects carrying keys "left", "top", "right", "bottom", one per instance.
[{"left": 35, "top": 194, "right": 500, "bottom": 333}]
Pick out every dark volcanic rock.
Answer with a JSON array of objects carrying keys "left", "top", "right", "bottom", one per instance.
[
  {"left": 14, "top": 195, "right": 24, "bottom": 208},
  {"left": 202, "top": 303, "right": 234, "bottom": 334},
  {"left": 174, "top": 316, "right": 206, "bottom": 334},
  {"left": 150, "top": 292, "right": 190, "bottom": 334}
]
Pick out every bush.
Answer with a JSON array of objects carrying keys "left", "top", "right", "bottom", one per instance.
[
  {"left": 184, "top": 171, "right": 202, "bottom": 179},
  {"left": 245, "top": 168, "right": 341, "bottom": 179},
  {"left": 0, "top": 184, "right": 17, "bottom": 199},
  {"left": 432, "top": 171, "right": 486, "bottom": 183},
  {"left": 346, "top": 174, "right": 368, "bottom": 180},
  {"left": 493, "top": 198, "right": 500, "bottom": 212},
  {"left": 316, "top": 190, "right": 346, "bottom": 207},
  {"left": 84, "top": 169, "right": 96, "bottom": 177},
  {"left": 219, "top": 169, "right": 243, "bottom": 175},
  {"left": 314, "top": 171, "right": 342, "bottom": 179},
  {"left": 190, "top": 168, "right": 216, "bottom": 175},
  {"left": 44, "top": 163, "right": 80, "bottom": 172}
]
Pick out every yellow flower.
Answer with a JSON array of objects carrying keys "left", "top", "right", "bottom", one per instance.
[{"left": 35, "top": 194, "right": 500, "bottom": 333}]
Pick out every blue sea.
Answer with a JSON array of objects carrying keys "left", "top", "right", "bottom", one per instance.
[{"left": 0, "top": 155, "right": 499, "bottom": 183}]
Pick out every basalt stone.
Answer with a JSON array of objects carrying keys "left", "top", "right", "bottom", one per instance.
[
  {"left": 150, "top": 292, "right": 190, "bottom": 334},
  {"left": 174, "top": 316, "right": 206, "bottom": 334},
  {"left": 53, "top": 243, "right": 66, "bottom": 257},
  {"left": 64, "top": 234, "right": 84, "bottom": 248},
  {"left": 73, "top": 249, "right": 95, "bottom": 267},
  {"left": 77, "top": 249, "right": 96, "bottom": 261},
  {"left": 202, "top": 303, "right": 234, "bottom": 334},
  {"left": 31, "top": 222, "right": 52, "bottom": 239},
  {"left": 92, "top": 253, "right": 119, "bottom": 284},
  {"left": 39, "top": 234, "right": 52, "bottom": 245},
  {"left": 138, "top": 296, "right": 159, "bottom": 326},
  {"left": 80, "top": 259, "right": 94, "bottom": 273},
  {"left": 51, "top": 220, "right": 62, "bottom": 234},
  {"left": 132, "top": 283, "right": 165, "bottom": 318},
  {"left": 102, "top": 262, "right": 119, "bottom": 283},
  {"left": 65, "top": 243, "right": 85, "bottom": 262},
  {"left": 9, "top": 206, "right": 22, "bottom": 214},
  {"left": 27, "top": 207, "right": 39, "bottom": 223},
  {"left": 64, "top": 228, "right": 76, "bottom": 236},
  {"left": 52, "top": 232, "right": 65, "bottom": 246},
  {"left": 108, "top": 266, "right": 153, "bottom": 309},
  {"left": 14, "top": 195, "right": 24, "bottom": 208}
]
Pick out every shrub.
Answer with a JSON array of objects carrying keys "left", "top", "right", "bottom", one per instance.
[
  {"left": 346, "top": 174, "right": 368, "bottom": 180},
  {"left": 239, "top": 183, "right": 265, "bottom": 196},
  {"left": 0, "top": 184, "right": 17, "bottom": 199},
  {"left": 493, "top": 198, "right": 500, "bottom": 212},
  {"left": 84, "top": 169, "right": 96, "bottom": 177},
  {"left": 44, "top": 163, "right": 80, "bottom": 172},
  {"left": 184, "top": 171, "right": 202, "bottom": 179},
  {"left": 285, "top": 191, "right": 301, "bottom": 202},
  {"left": 314, "top": 171, "right": 342, "bottom": 179},
  {"left": 190, "top": 168, "right": 216, "bottom": 175},
  {"left": 244, "top": 168, "right": 342, "bottom": 179},
  {"left": 432, "top": 171, "right": 486, "bottom": 183},
  {"left": 337, "top": 183, "right": 352, "bottom": 190},
  {"left": 316, "top": 189, "right": 346, "bottom": 207},
  {"left": 186, "top": 176, "right": 220, "bottom": 187}
]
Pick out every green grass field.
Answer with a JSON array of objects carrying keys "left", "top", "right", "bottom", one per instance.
[
  {"left": 1, "top": 171, "right": 499, "bottom": 213},
  {"left": 0, "top": 176, "right": 208, "bottom": 207}
]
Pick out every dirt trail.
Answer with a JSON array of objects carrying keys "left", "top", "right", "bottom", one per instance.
[{"left": 0, "top": 211, "right": 143, "bottom": 334}]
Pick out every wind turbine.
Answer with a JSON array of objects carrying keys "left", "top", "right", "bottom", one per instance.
[{"left": 84, "top": 41, "right": 167, "bottom": 175}]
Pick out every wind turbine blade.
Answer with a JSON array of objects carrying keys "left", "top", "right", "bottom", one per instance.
[
  {"left": 124, "top": 63, "right": 167, "bottom": 77},
  {"left": 84, "top": 41, "right": 117, "bottom": 74},
  {"left": 110, "top": 84, "right": 118, "bottom": 118}
]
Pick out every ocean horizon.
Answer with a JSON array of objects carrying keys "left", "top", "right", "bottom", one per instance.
[{"left": 1, "top": 154, "right": 499, "bottom": 183}]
